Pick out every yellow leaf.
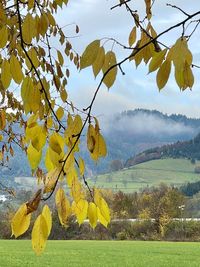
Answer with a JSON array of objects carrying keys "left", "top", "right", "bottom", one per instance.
[
  {"left": 71, "top": 199, "right": 88, "bottom": 225},
  {"left": 66, "top": 167, "right": 78, "bottom": 187},
  {"left": 44, "top": 168, "right": 60, "bottom": 193},
  {"left": 148, "top": 49, "right": 167, "bottom": 73},
  {"left": 87, "top": 122, "right": 107, "bottom": 161},
  {"left": 21, "top": 77, "right": 34, "bottom": 114},
  {"left": 71, "top": 177, "right": 85, "bottom": 203},
  {"left": 49, "top": 133, "right": 64, "bottom": 155},
  {"left": 26, "top": 47, "right": 40, "bottom": 69},
  {"left": 88, "top": 202, "right": 98, "bottom": 229},
  {"left": 55, "top": 188, "right": 71, "bottom": 226},
  {"left": 47, "top": 11, "right": 56, "bottom": 26},
  {"left": 0, "top": 110, "right": 6, "bottom": 130},
  {"left": 175, "top": 66, "right": 184, "bottom": 90},
  {"left": 97, "top": 134, "right": 107, "bottom": 157},
  {"left": 79, "top": 158, "right": 85, "bottom": 176},
  {"left": 145, "top": 0, "right": 152, "bottom": 20},
  {"left": 156, "top": 60, "right": 171, "bottom": 90},
  {"left": 22, "top": 13, "right": 36, "bottom": 44},
  {"left": 56, "top": 107, "right": 64, "bottom": 120},
  {"left": 102, "top": 51, "right": 117, "bottom": 89},
  {"left": 45, "top": 148, "right": 55, "bottom": 171},
  {"left": 31, "top": 126, "right": 46, "bottom": 152},
  {"left": 39, "top": 13, "right": 49, "bottom": 37},
  {"left": 169, "top": 38, "right": 192, "bottom": 69},
  {"left": 11, "top": 203, "right": 31, "bottom": 238},
  {"left": 0, "top": 25, "right": 8, "bottom": 48},
  {"left": 60, "top": 88, "right": 68, "bottom": 102},
  {"left": 57, "top": 50, "right": 64, "bottom": 66},
  {"left": 175, "top": 61, "right": 194, "bottom": 90},
  {"left": 97, "top": 207, "right": 109, "bottom": 228},
  {"left": 32, "top": 214, "right": 48, "bottom": 255},
  {"left": 65, "top": 114, "right": 82, "bottom": 150},
  {"left": 28, "top": 0, "right": 34, "bottom": 10},
  {"left": 48, "top": 147, "right": 63, "bottom": 168},
  {"left": 27, "top": 143, "right": 42, "bottom": 170},
  {"left": 80, "top": 40, "right": 100, "bottom": 69},
  {"left": 92, "top": 46, "right": 105, "bottom": 77},
  {"left": 0, "top": 151, "right": 3, "bottom": 161},
  {"left": 133, "top": 43, "right": 143, "bottom": 67},
  {"left": 94, "top": 189, "right": 110, "bottom": 227},
  {"left": 183, "top": 62, "right": 194, "bottom": 89},
  {"left": 1, "top": 60, "right": 12, "bottom": 89},
  {"left": 87, "top": 124, "right": 96, "bottom": 154},
  {"left": 98, "top": 197, "right": 110, "bottom": 224},
  {"left": 149, "top": 23, "right": 157, "bottom": 38},
  {"left": 129, "top": 26, "right": 137, "bottom": 47},
  {"left": 42, "top": 205, "right": 52, "bottom": 236},
  {"left": 64, "top": 151, "right": 74, "bottom": 171},
  {"left": 10, "top": 54, "right": 23, "bottom": 84},
  {"left": 26, "top": 189, "right": 42, "bottom": 214}
]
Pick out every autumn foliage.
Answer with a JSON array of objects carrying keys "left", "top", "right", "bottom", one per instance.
[{"left": 0, "top": 0, "right": 200, "bottom": 254}]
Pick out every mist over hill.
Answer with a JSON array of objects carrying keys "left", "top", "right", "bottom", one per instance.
[
  {"left": 1, "top": 109, "right": 200, "bottom": 182},
  {"left": 81, "top": 109, "right": 200, "bottom": 174}
]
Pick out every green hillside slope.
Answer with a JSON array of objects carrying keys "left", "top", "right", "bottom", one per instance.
[{"left": 88, "top": 159, "right": 200, "bottom": 192}]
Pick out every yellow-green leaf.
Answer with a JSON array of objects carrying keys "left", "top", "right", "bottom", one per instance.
[
  {"left": 80, "top": 40, "right": 100, "bottom": 69},
  {"left": 0, "top": 25, "right": 8, "bottom": 48},
  {"left": 92, "top": 46, "right": 105, "bottom": 77}
]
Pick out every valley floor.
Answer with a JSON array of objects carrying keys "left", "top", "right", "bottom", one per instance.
[{"left": 1, "top": 240, "right": 200, "bottom": 267}]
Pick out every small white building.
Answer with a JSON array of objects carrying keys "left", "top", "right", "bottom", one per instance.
[{"left": 0, "top": 195, "right": 7, "bottom": 202}]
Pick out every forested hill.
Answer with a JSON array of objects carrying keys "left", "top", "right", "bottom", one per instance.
[
  {"left": 84, "top": 109, "right": 200, "bottom": 173},
  {"left": 125, "top": 133, "right": 200, "bottom": 168}
]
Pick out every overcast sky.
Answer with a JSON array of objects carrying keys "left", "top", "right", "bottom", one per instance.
[{"left": 56, "top": 0, "right": 200, "bottom": 119}]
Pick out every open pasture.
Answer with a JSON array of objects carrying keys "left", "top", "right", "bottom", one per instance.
[{"left": 1, "top": 240, "right": 200, "bottom": 267}]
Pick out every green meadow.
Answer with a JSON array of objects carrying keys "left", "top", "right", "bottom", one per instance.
[
  {"left": 90, "top": 158, "right": 200, "bottom": 192},
  {"left": 1, "top": 240, "right": 200, "bottom": 267}
]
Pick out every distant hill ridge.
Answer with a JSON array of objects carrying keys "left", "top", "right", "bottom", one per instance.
[
  {"left": 2, "top": 108, "right": 200, "bottom": 181},
  {"left": 125, "top": 132, "right": 200, "bottom": 168}
]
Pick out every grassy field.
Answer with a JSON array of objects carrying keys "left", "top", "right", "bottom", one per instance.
[
  {"left": 89, "top": 158, "right": 200, "bottom": 192},
  {"left": 1, "top": 240, "right": 200, "bottom": 267}
]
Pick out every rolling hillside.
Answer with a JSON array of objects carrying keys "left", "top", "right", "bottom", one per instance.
[{"left": 88, "top": 158, "right": 200, "bottom": 192}]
